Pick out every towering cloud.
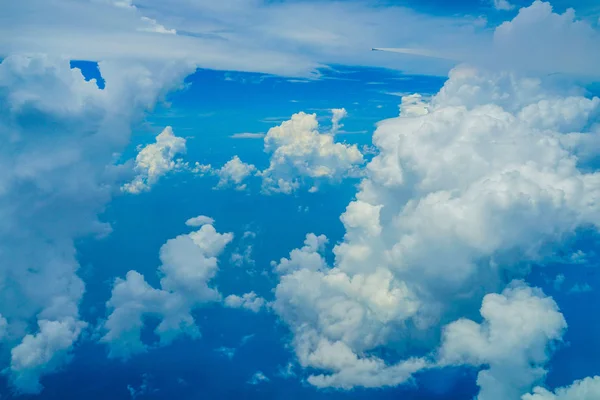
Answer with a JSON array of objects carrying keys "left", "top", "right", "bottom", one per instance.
[
  {"left": 271, "top": 62, "right": 600, "bottom": 393},
  {"left": 102, "top": 219, "right": 233, "bottom": 358},
  {"left": 0, "top": 54, "right": 193, "bottom": 393}
]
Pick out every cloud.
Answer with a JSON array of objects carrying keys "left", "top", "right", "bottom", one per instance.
[
  {"left": 215, "top": 346, "right": 236, "bottom": 359},
  {"left": 10, "top": 318, "right": 87, "bottom": 394},
  {"left": 259, "top": 111, "right": 364, "bottom": 194},
  {"left": 0, "top": 54, "right": 193, "bottom": 393},
  {"left": 122, "top": 126, "right": 187, "bottom": 194},
  {"left": 215, "top": 156, "right": 257, "bottom": 190},
  {"left": 438, "top": 282, "right": 567, "bottom": 400},
  {"left": 486, "top": 1, "right": 600, "bottom": 78},
  {"left": 247, "top": 371, "right": 270, "bottom": 385},
  {"left": 101, "top": 220, "right": 233, "bottom": 359},
  {"left": 523, "top": 376, "right": 600, "bottom": 400},
  {"left": 185, "top": 215, "right": 215, "bottom": 227},
  {"left": 331, "top": 108, "right": 348, "bottom": 134},
  {"left": 230, "top": 132, "right": 265, "bottom": 139},
  {"left": 224, "top": 292, "right": 266, "bottom": 313},
  {"left": 4, "top": 1, "right": 600, "bottom": 80},
  {"left": 493, "top": 0, "right": 515, "bottom": 11},
  {"left": 270, "top": 63, "right": 600, "bottom": 390}
]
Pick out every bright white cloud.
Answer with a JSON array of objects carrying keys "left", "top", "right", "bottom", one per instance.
[
  {"left": 224, "top": 292, "right": 266, "bottom": 313},
  {"left": 260, "top": 111, "right": 364, "bottom": 194},
  {"left": 486, "top": 1, "right": 600, "bottom": 78},
  {"left": 214, "top": 156, "right": 257, "bottom": 190},
  {"left": 439, "top": 282, "right": 567, "bottom": 400},
  {"left": 122, "top": 126, "right": 187, "bottom": 194},
  {"left": 271, "top": 63, "right": 600, "bottom": 390},
  {"left": 0, "top": 54, "right": 193, "bottom": 393},
  {"left": 101, "top": 220, "right": 233, "bottom": 359},
  {"left": 523, "top": 376, "right": 600, "bottom": 400}
]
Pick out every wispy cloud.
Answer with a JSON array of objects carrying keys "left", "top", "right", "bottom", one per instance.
[{"left": 230, "top": 132, "right": 265, "bottom": 139}]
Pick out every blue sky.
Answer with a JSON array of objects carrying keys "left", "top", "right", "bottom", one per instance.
[{"left": 2, "top": 1, "right": 600, "bottom": 400}]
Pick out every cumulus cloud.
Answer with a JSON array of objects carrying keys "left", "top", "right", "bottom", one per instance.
[
  {"left": 487, "top": 1, "right": 600, "bottom": 77},
  {"left": 0, "top": 54, "right": 193, "bottom": 393},
  {"left": 101, "top": 220, "right": 233, "bottom": 359},
  {"left": 214, "top": 156, "right": 257, "bottom": 190},
  {"left": 523, "top": 376, "right": 600, "bottom": 400},
  {"left": 439, "top": 282, "right": 567, "bottom": 400},
  {"left": 259, "top": 111, "right": 364, "bottom": 193},
  {"left": 10, "top": 318, "right": 87, "bottom": 394},
  {"left": 122, "top": 126, "right": 187, "bottom": 194},
  {"left": 271, "top": 63, "right": 600, "bottom": 390},
  {"left": 185, "top": 215, "right": 215, "bottom": 227},
  {"left": 224, "top": 292, "right": 266, "bottom": 313}
]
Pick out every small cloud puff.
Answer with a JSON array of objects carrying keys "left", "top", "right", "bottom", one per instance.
[
  {"left": 247, "top": 371, "right": 270, "bottom": 385},
  {"left": 224, "top": 292, "right": 266, "bottom": 313},
  {"left": 185, "top": 215, "right": 215, "bottom": 227}
]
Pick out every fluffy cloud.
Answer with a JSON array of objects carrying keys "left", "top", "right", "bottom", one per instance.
[
  {"left": 493, "top": 0, "right": 515, "bottom": 11},
  {"left": 260, "top": 110, "right": 364, "bottom": 193},
  {"left": 271, "top": 64, "right": 600, "bottom": 390},
  {"left": 486, "top": 1, "right": 600, "bottom": 77},
  {"left": 439, "top": 282, "right": 567, "bottom": 400},
  {"left": 0, "top": 54, "right": 192, "bottom": 393},
  {"left": 224, "top": 292, "right": 266, "bottom": 313},
  {"left": 122, "top": 126, "right": 187, "bottom": 194},
  {"left": 185, "top": 215, "right": 215, "bottom": 227},
  {"left": 523, "top": 376, "right": 600, "bottom": 400},
  {"left": 331, "top": 108, "right": 348, "bottom": 134},
  {"left": 101, "top": 220, "right": 233, "bottom": 358},
  {"left": 214, "top": 156, "right": 257, "bottom": 190},
  {"left": 188, "top": 156, "right": 256, "bottom": 191}
]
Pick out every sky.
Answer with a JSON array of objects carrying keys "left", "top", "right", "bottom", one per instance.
[{"left": 2, "top": 0, "right": 600, "bottom": 399}]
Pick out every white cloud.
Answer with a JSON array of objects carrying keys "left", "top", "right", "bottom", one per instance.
[
  {"left": 230, "top": 132, "right": 265, "bottom": 139},
  {"left": 3, "top": 1, "right": 600, "bottom": 79},
  {"left": 185, "top": 215, "right": 215, "bottom": 227},
  {"left": 230, "top": 244, "right": 255, "bottom": 267},
  {"left": 215, "top": 156, "right": 257, "bottom": 190},
  {"left": 248, "top": 371, "right": 270, "bottom": 385},
  {"left": 486, "top": 1, "right": 600, "bottom": 78},
  {"left": 331, "top": 108, "right": 348, "bottom": 134},
  {"left": 122, "top": 126, "right": 187, "bottom": 194},
  {"left": 493, "top": 0, "right": 515, "bottom": 11},
  {"left": 139, "top": 16, "right": 176, "bottom": 35},
  {"left": 523, "top": 376, "right": 600, "bottom": 400},
  {"left": 224, "top": 292, "right": 266, "bottom": 313},
  {"left": 10, "top": 318, "right": 87, "bottom": 394},
  {"left": 438, "top": 282, "right": 567, "bottom": 400},
  {"left": 101, "top": 220, "right": 233, "bottom": 359},
  {"left": 259, "top": 111, "right": 364, "bottom": 194},
  {"left": 271, "top": 63, "right": 600, "bottom": 390},
  {"left": 0, "top": 54, "right": 193, "bottom": 393}
]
